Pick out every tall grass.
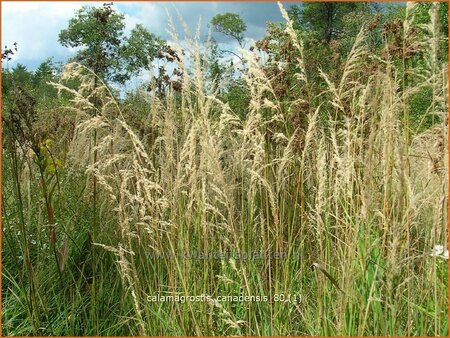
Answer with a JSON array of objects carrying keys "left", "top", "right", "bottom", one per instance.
[{"left": 2, "top": 2, "right": 448, "bottom": 336}]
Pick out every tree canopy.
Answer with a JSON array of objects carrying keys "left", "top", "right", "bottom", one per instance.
[
  {"left": 58, "top": 2, "right": 164, "bottom": 84},
  {"left": 210, "top": 12, "right": 247, "bottom": 47},
  {"left": 295, "top": 2, "right": 368, "bottom": 43}
]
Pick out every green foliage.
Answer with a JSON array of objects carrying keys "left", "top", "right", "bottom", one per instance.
[
  {"left": 2, "top": 2, "right": 449, "bottom": 336},
  {"left": 2, "top": 64, "right": 34, "bottom": 98},
  {"left": 58, "top": 3, "right": 125, "bottom": 80},
  {"left": 298, "top": 2, "right": 368, "bottom": 43},
  {"left": 416, "top": 1, "right": 448, "bottom": 37},
  {"left": 221, "top": 80, "right": 250, "bottom": 119},
  {"left": 34, "top": 59, "right": 56, "bottom": 85},
  {"left": 210, "top": 12, "right": 247, "bottom": 47},
  {"left": 33, "top": 59, "right": 59, "bottom": 99},
  {"left": 58, "top": 2, "right": 163, "bottom": 84},
  {"left": 206, "top": 38, "right": 227, "bottom": 90},
  {"left": 415, "top": 1, "right": 448, "bottom": 62},
  {"left": 121, "top": 24, "right": 164, "bottom": 78}
]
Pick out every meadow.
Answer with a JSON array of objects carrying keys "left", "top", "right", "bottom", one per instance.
[{"left": 1, "top": 2, "right": 448, "bottom": 336}]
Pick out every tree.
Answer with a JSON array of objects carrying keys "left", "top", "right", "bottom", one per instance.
[
  {"left": 33, "top": 59, "right": 59, "bottom": 98},
  {"left": 59, "top": 2, "right": 124, "bottom": 81},
  {"left": 2, "top": 63, "right": 33, "bottom": 99},
  {"left": 286, "top": 5, "right": 302, "bottom": 31},
  {"left": 206, "top": 38, "right": 226, "bottom": 91},
  {"left": 299, "top": 2, "right": 367, "bottom": 43},
  {"left": 210, "top": 13, "right": 247, "bottom": 48},
  {"left": 59, "top": 2, "right": 163, "bottom": 84},
  {"left": 34, "top": 59, "right": 56, "bottom": 83},
  {"left": 121, "top": 24, "right": 165, "bottom": 80}
]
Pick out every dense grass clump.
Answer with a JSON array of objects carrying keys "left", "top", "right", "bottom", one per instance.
[{"left": 2, "top": 3, "right": 448, "bottom": 336}]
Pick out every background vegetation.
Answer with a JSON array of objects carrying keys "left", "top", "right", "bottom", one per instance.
[{"left": 2, "top": 2, "right": 448, "bottom": 336}]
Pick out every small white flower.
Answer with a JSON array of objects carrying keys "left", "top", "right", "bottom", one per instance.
[
  {"left": 431, "top": 244, "right": 444, "bottom": 256},
  {"left": 277, "top": 61, "right": 286, "bottom": 71},
  {"left": 431, "top": 244, "right": 448, "bottom": 260}
]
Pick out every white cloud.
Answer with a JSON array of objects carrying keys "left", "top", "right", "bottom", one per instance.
[
  {"left": 118, "top": 2, "right": 167, "bottom": 37},
  {"left": 123, "top": 13, "right": 142, "bottom": 35},
  {"left": 2, "top": 2, "right": 92, "bottom": 66},
  {"left": 4, "top": 1, "right": 82, "bottom": 15},
  {"left": 1, "top": 1, "right": 283, "bottom": 71}
]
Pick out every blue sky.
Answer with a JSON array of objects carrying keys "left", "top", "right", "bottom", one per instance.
[{"left": 1, "top": 1, "right": 292, "bottom": 71}]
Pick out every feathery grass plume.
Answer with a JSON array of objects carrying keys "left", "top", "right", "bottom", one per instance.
[
  {"left": 277, "top": 1, "right": 307, "bottom": 85},
  {"left": 13, "top": 3, "right": 443, "bottom": 335}
]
